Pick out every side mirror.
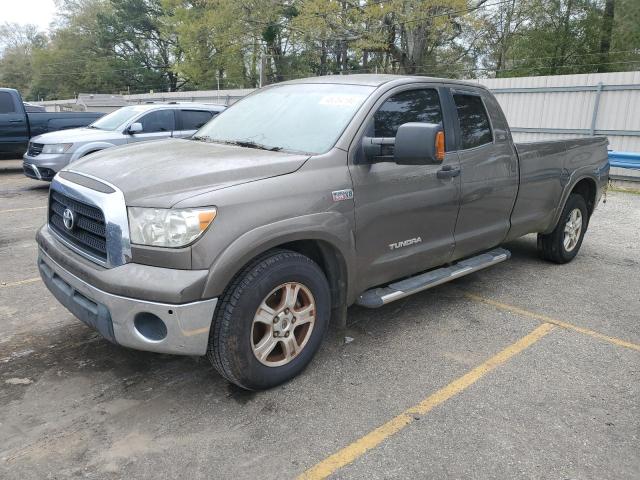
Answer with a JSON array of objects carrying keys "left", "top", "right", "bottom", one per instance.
[
  {"left": 361, "top": 136, "right": 395, "bottom": 163},
  {"left": 127, "top": 122, "right": 143, "bottom": 134},
  {"left": 394, "top": 122, "right": 445, "bottom": 165}
]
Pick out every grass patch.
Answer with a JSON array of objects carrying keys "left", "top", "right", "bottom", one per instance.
[{"left": 607, "top": 184, "right": 640, "bottom": 195}]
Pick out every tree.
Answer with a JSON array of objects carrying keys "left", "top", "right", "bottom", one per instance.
[
  {"left": 0, "top": 23, "right": 47, "bottom": 98},
  {"left": 596, "top": 0, "right": 615, "bottom": 72},
  {"left": 1, "top": 0, "right": 639, "bottom": 99}
]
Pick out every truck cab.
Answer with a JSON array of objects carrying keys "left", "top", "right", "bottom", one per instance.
[{"left": 0, "top": 88, "right": 103, "bottom": 158}]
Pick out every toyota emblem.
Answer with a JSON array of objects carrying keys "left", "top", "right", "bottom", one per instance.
[{"left": 62, "top": 208, "right": 75, "bottom": 231}]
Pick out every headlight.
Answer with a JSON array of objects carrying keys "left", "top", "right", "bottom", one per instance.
[
  {"left": 41, "top": 143, "right": 73, "bottom": 154},
  {"left": 128, "top": 207, "right": 217, "bottom": 248}
]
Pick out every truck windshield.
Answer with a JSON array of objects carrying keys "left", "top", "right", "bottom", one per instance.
[
  {"left": 88, "top": 106, "right": 151, "bottom": 131},
  {"left": 194, "top": 83, "right": 375, "bottom": 154}
]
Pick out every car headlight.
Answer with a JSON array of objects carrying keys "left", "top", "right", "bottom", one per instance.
[
  {"left": 128, "top": 207, "right": 217, "bottom": 248},
  {"left": 41, "top": 143, "right": 73, "bottom": 154}
]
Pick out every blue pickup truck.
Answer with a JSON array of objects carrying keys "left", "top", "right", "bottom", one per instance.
[{"left": 0, "top": 88, "right": 103, "bottom": 158}]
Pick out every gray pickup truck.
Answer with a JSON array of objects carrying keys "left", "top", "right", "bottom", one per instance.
[{"left": 37, "top": 75, "right": 609, "bottom": 390}]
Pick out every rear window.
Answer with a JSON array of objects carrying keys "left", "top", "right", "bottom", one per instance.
[
  {"left": 453, "top": 94, "right": 493, "bottom": 149},
  {"left": 180, "top": 110, "right": 213, "bottom": 130},
  {"left": 0, "top": 92, "right": 16, "bottom": 114}
]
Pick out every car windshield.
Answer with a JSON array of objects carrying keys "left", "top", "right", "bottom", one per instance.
[
  {"left": 89, "top": 106, "right": 152, "bottom": 131},
  {"left": 194, "top": 83, "right": 375, "bottom": 154}
]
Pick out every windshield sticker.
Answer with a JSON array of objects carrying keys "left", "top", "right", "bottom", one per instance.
[{"left": 319, "top": 95, "right": 363, "bottom": 107}]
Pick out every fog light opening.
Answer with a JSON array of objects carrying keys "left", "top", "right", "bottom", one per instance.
[{"left": 134, "top": 312, "right": 168, "bottom": 341}]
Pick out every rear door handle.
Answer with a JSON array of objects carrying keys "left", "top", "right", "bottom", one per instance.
[{"left": 436, "top": 165, "right": 461, "bottom": 179}]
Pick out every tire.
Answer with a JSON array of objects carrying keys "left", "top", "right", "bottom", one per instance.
[
  {"left": 207, "top": 249, "right": 331, "bottom": 390},
  {"left": 537, "top": 193, "right": 589, "bottom": 264}
]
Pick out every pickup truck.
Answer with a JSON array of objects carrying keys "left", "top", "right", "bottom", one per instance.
[
  {"left": 0, "top": 88, "right": 103, "bottom": 158},
  {"left": 36, "top": 75, "right": 609, "bottom": 390}
]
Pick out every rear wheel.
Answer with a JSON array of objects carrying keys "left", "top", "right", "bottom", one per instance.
[
  {"left": 207, "top": 250, "right": 331, "bottom": 390},
  {"left": 537, "top": 193, "right": 589, "bottom": 264}
]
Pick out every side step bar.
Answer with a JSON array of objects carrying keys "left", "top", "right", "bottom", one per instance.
[{"left": 356, "top": 248, "right": 511, "bottom": 308}]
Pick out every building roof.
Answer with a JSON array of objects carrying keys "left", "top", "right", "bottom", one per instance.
[{"left": 77, "top": 93, "right": 129, "bottom": 107}]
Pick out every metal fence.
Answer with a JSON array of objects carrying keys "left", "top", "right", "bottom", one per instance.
[
  {"left": 35, "top": 71, "right": 640, "bottom": 153},
  {"left": 472, "top": 71, "right": 640, "bottom": 152}
]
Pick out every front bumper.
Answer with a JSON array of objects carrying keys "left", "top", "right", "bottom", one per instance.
[
  {"left": 23, "top": 153, "right": 71, "bottom": 181},
  {"left": 38, "top": 247, "right": 218, "bottom": 356}
]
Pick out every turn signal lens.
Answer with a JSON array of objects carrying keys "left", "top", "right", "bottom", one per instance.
[
  {"left": 199, "top": 211, "right": 217, "bottom": 231},
  {"left": 435, "top": 131, "right": 445, "bottom": 162}
]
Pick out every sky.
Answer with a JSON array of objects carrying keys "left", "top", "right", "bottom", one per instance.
[{"left": 2, "top": 0, "right": 58, "bottom": 32}]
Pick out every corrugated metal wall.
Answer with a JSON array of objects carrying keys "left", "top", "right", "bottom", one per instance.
[
  {"left": 471, "top": 71, "right": 640, "bottom": 151},
  {"left": 35, "top": 71, "right": 640, "bottom": 152}
]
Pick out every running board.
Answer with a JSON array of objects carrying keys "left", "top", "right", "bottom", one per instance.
[{"left": 355, "top": 248, "right": 511, "bottom": 308}]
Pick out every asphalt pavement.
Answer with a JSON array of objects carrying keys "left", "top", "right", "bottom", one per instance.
[{"left": 1, "top": 160, "right": 638, "bottom": 479}]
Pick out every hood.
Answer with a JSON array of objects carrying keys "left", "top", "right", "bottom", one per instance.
[
  {"left": 32, "top": 127, "right": 119, "bottom": 144},
  {"left": 65, "top": 138, "right": 310, "bottom": 208}
]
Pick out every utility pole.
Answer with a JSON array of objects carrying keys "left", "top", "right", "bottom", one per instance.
[{"left": 259, "top": 53, "right": 266, "bottom": 88}]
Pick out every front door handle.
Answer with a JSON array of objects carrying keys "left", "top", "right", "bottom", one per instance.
[
  {"left": 436, "top": 165, "right": 461, "bottom": 179},
  {"left": 9, "top": 119, "right": 24, "bottom": 123}
]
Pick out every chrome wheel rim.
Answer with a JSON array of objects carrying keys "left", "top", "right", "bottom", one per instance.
[
  {"left": 563, "top": 208, "right": 583, "bottom": 252},
  {"left": 251, "top": 282, "right": 316, "bottom": 367}
]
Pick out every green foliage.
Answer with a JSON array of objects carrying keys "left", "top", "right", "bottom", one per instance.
[{"left": 1, "top": 0, "right": 638, "bottom": 100}]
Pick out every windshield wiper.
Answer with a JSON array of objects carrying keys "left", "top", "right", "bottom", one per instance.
[
  {"left": 192, "top": 135, "right": 212, "bottom": 142},
  {"left": 193, "top": 137, "right": 283, "bottom": 151},
  {"left": 223, "top": 140, "right": 282, "bottom": 152}
]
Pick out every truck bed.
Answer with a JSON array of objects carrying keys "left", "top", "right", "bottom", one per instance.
[
  {"left": 507, "top": 136, "right": 609, "bottom": 240},
  {"left": 26, "top": 111, "right": 104, "bottom": 139}
]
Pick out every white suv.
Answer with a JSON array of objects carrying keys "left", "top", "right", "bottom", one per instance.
[{"left": 23, "top": 103, "right": 226, "bottom": 181}]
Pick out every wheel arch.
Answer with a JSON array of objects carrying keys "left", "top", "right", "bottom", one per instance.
[
  {"left": 81, "top": 148, "right": 104, "bottom": 158},
  {"left": 276, "top": 239, "right": 349, "bottom": 312},
  {"left": 70, "top": 142, "right": 115, "bottom": 161},
  {"left": 570, "top": 177, "right": 597, "bottom": 216},
  {"left": 200, "top": 214, "right": 357, "bottom": 309},
  {"left": 545, "top": 174, "right": 598, "bottom": 234}
]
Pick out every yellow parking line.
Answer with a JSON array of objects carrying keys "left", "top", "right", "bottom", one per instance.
[
  {"left": 297, "top": 323, "right": 555, "bottom": 480},
  {"left": 0, "top": 206, "right": 47, "bottom": 214},
  {"left": 465, "top": 293, "right": 640, "bottom": 352},
  {"left": 1, "top": 277, "right": 41, "bottom": 288}
]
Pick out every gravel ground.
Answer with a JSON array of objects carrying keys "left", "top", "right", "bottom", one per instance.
[{"left": 1, "top": 161, "right": 638, "bottom": 479}]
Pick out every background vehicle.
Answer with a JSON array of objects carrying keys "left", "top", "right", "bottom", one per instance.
[
  {"left": 23, "top": 103, "right": 226, "bottom": 181},
  {"left": 36, "top": 75, "right": 609, "bottom": 391},
  {"left": 0, "top": 88, "right": 103, "bottom": 158}
]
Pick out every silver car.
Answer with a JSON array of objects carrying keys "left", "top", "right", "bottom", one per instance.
[{"left": 23, "top": 103, "right": 226, "bottom": 181}]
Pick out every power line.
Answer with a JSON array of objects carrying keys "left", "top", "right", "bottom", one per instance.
[{"left": 33, "top": 48, "right": 640, "bottom": 77}]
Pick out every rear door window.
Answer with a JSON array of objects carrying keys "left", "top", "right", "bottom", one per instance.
[
  {"left": 138, "top": 109, "right": 175, "bottom": 133},
  {"left": 453, "top": 94, "right": 493, "bottom": 149},
  {"left": 180, "top": 110, "right": 213, "bottom": 130},
  {"left": 0, "top": 92, "right": 16, "bottom": 114},
  {"left": 374, "top": 89, "right": 443, "bottom": 138}
]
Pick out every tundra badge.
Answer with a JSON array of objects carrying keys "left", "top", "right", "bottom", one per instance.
[{"left": 389, "top": 237, "right": 422, "bottom": 250}]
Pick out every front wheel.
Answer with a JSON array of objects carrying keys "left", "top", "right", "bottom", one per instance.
[
  {"left": 537, "top": 193, "right": 589, "bottom": 264},
  {"left": 207, "top": 250, "right": 331, "bottom": 390}
]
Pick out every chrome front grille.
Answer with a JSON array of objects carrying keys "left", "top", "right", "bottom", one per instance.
[
  {"left": 28, "top": 143, "right": 43, "bottom": 156},
  {"left": 49, "top": 190, "right": 108, "bottom": 262},
  {"left": 49, "top": 171, "right": 132, "bottom": 268}
]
